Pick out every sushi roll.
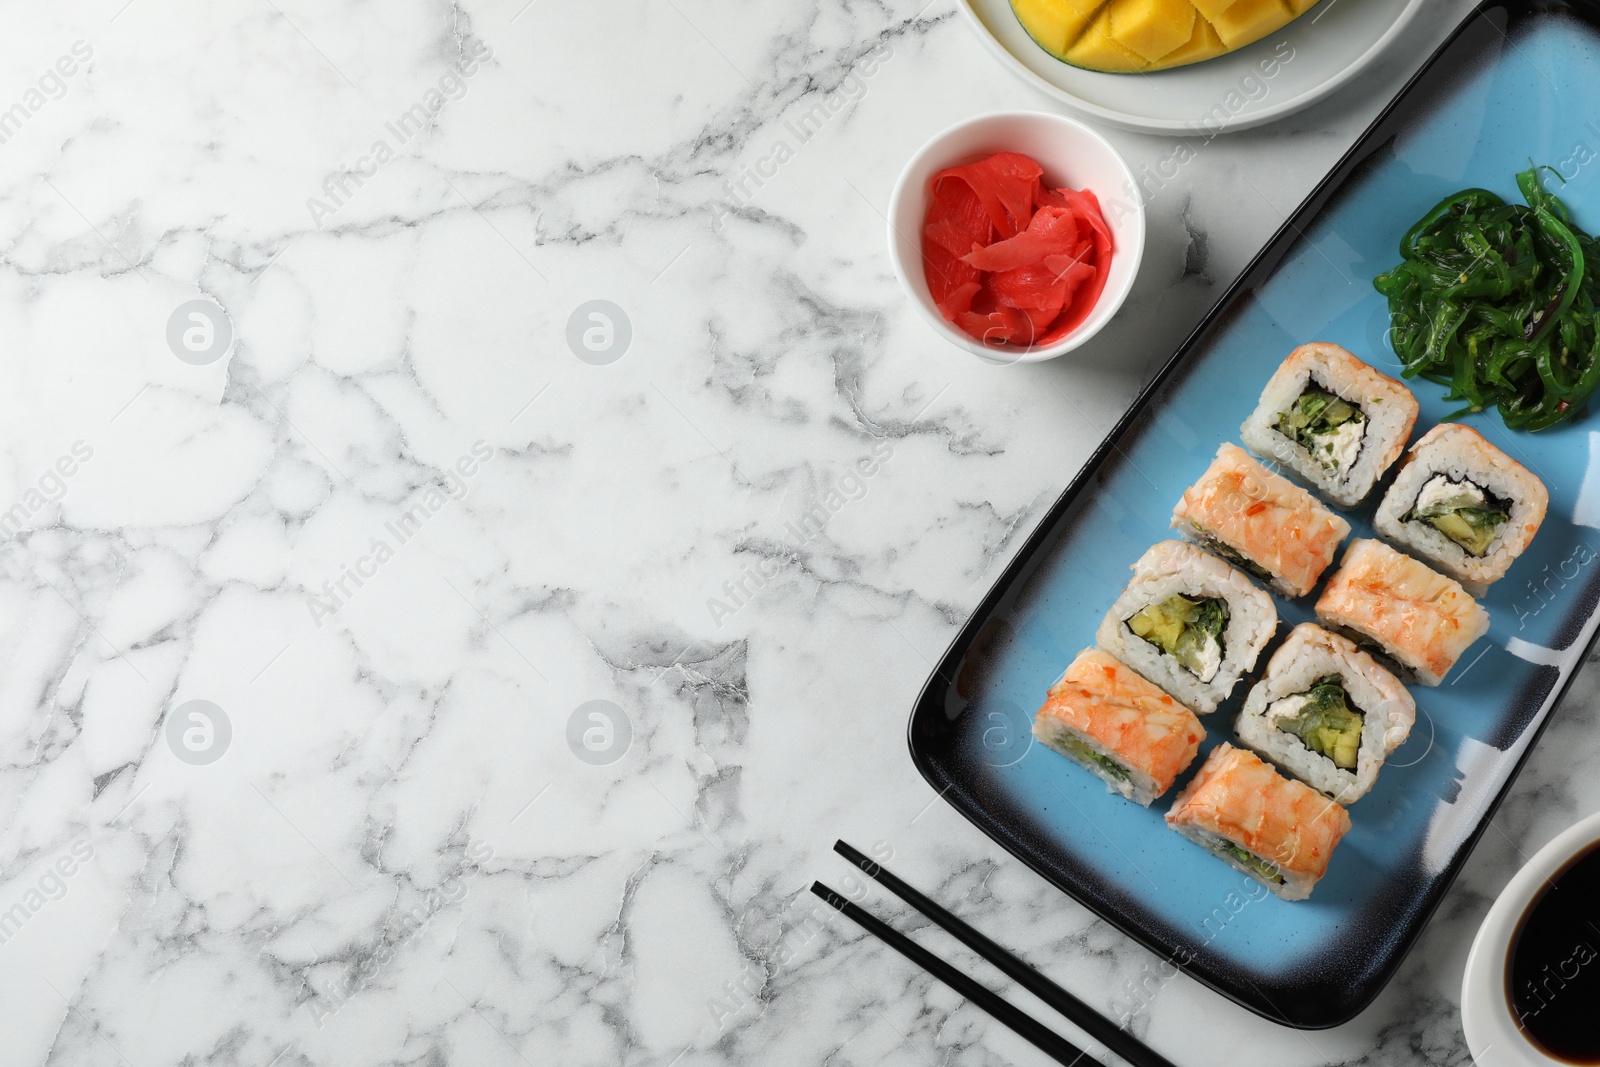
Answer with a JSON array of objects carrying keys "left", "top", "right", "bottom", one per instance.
[
  {"left": 1171, "top": 443, "right": 1352, "bottom": 598},
  {"left": 1095, "top": 540, "right": 1277, "bottom": 715},
  {"left": 1031, "top": 649, "right": 1205, "bottom": 806},
  {"left": 1240, "top": 343, "right": 1419, "bottom": 508},
  {"left": 1373, "top": 424, "right": 1548, "bottom": 594},
  {"left": 1235, "top": 624, "right": 1415, "bottom": 804},
  {"left": 1166, "top": 743, "right": 1352, "bottom": 901},
  {"left": 1315, "top": 538, "right": 1490, "bottom": 686}
]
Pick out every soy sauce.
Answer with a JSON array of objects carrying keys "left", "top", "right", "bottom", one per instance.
[{"left": 1506, "top": 841, "right": 1600, "bottom": 1063}]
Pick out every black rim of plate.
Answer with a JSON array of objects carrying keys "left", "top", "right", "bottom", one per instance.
[{"left": 906, "top": 0, "right": 1600, "bottom": 1031}]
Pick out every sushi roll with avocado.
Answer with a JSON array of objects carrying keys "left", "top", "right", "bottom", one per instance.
[
  {"left": 1241, "top": 343, "right": 1419, "bottom": 509},
  {"left": 1374, "top": 424, "right": 1548, "bottom": 594},
  {"left": 1031, "top": 648, "right": 1205, "bottom": 806},
  {"left": 1235, "top": 624, "right": 1415, "bottom": 803},
  {"left": 1171, "top": 443, "right": 1351, "bottom": 598},
  {"left": 1166, "top": 743, "right": 1352, "bottom": 901},
  {"left": 1095, "top": 540, "right": 1277, "bottom": 715},
  {"left": 1316, "top": 538, "right": 1490, "bottom": 686}
]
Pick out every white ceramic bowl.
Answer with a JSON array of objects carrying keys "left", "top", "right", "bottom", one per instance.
[
  {"left": 887, "top": 110, "right": 1144, "bottom": 363},
  {"left": 1462, "top": 809, "right": 1600, "bottom": 1066}
]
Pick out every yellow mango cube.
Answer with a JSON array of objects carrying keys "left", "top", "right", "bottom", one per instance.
[
  {"left": 1155, "top": 14, "right": 1226, "bottom": 68},
  {"left": 1064, "top": 10, "right": 1151, "bottom": 73},
  {"left": 1110, "top": 0, "right": 1196, "bottom": 63},
  {"left": 1209, "top": 0, "right": 1294, "bottom": 47},
  {"left": 1010, "top": 0, "right": 1105, "bottom": 55}
]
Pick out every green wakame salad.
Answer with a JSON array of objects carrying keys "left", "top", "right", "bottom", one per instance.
[{"left": 1374, "top": 165, "right": 1600, "bottom": 430}]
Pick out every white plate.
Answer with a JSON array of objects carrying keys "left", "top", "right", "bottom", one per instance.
[{"left": 958, "top": 0, "right": 1428, "bottom": 133}]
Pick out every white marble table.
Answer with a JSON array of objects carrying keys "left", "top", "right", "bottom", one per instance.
[{"left": 2, "top": 1, "right": 1592, "bottom": 1064}]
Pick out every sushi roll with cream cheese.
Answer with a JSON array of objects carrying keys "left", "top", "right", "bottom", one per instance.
[
  {"left": 1315, "top": 538, "right": 1490, "bottom": 686},
  {"left": 1241, "top": 343, "right": 1419, "bottom": 508},
  {"left": 1171, "top": 443, "right": 1351, "bottom": 598},
  {"left": 1374, "top": 424, "right": 1547, "bottom": 594},
  {"left": 1095, "top": 540, "right": 1277, "bottom": 715},
  {"left": 1235, "top": 624, "right": 1415, "bottom": 804},
  {"left": 1166, "top": 743, "right": 1352, "bottom": 901},
  {"left": 1032, "top": 649, "right": 1204, "bottom": 806}
]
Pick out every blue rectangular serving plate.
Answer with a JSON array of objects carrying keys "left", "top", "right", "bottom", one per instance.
[{"left": 908, "top": 0, "right": 1600, "bottom": 1029}]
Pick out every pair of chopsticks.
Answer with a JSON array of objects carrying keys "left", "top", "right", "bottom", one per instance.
[{"left": 814, "top": 840, "right": 1178, "bottom": 1067}]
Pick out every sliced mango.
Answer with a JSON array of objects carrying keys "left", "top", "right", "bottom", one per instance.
[
  {"left": 1158, "top": 14, "right": 1225, "bottom": 67},
  {"left": 1110, "top": 0, "right": 1196, "bottom": 63},
  {"left": 1011, "top": 0, "right": 1106, "bottom": 56},
  {"left": 1210, "top": 0, "right": 1293, "bottom": 47},
  {"left": 1010, "top": 0, "right": 1316, "bottom": 73},
  {"left": 1064, "top": 9, "right": 1151, "bottom": 73}
]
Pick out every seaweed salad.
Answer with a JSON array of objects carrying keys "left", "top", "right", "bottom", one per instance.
[{"left": 1375, "top": 165, "right": 1600, "bottom": 430}]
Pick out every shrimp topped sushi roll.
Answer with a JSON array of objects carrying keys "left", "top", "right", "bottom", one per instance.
[
  {"left": 1315, "top": 538, "right": 1490, "bottom": 686},
  {"left": 1166, "top": 743, "right": 1352, "bottom": 901},
  {"left": 1241, "top": 343, "right": 1419, "bottom": 508},
  {"left": 1374, "top": 424, "right": 1548, "bottom": 594},
  {"left": 1171, "top": 443, "right": 1351, "bottom": 598},
  {"left": 1096, "top": 541, "right": 1277, "bottom": 715},
  {"left": 1235, "top": 624, "right": 1415, "bottom": 804},
  {"left": 1032, "top": 649, "right": 1205, "bottom": 806}
]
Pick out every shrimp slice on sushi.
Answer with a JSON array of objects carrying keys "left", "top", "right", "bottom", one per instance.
[
  {"left": 1032, "top": 649, "right": 1205, "bottom": 806},
  {"left": 1171, "top": 444, "right": 1351, "bottom": 598},
  {"left": 1166, "top": 743, "right": 1352, "bottom": 901},
  {"left": 1315, "top": 538, "right": 1489, "bottom": 686}
]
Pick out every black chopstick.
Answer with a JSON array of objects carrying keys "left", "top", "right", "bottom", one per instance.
[
  {"left": 833, "top": 840, "right": 1180, "bottom": 1067},
  {"left": 810, "top": 881, "right": 1092, "bottom": 1066}
]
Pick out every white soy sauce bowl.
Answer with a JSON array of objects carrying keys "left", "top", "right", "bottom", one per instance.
[
  {"left": 1462, "top": 808, "right": 1600, "bottom": 1066},
  {"left": 887, "top": 110, "right": 1145, "bottom": 363}
]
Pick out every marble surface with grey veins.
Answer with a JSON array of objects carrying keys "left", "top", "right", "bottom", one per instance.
[{"left": 0, "top": 0, "right": 1589, "bottom": 1064}]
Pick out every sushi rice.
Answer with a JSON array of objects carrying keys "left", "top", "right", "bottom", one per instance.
[
  {"left": 1096, "top": 541, "right": 1277, "bottom": 715},
  {"left": 1241, "top": 343, "right": 1419, "bottom": 509},
  {"left": 1235, "top": 624, "right": 1415, "bottom": 804},
  {"left": 1374, "top": 423, "right": 1548, "bottom": 594}
]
